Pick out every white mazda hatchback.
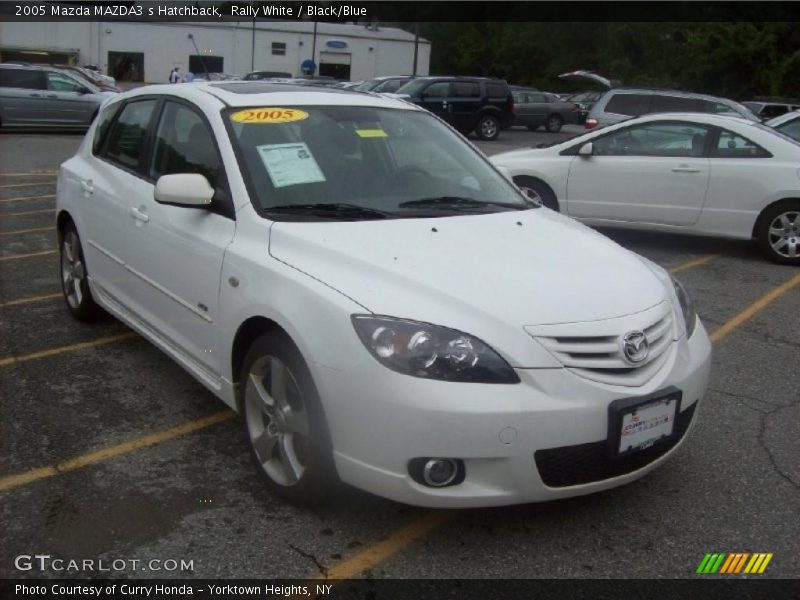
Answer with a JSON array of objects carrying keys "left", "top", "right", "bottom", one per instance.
[{"left": 56, "top": 82, "right": 711, "bottom": 507}]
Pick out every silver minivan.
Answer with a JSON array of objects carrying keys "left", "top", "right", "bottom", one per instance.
[{"left": 0, "top": 64, "right": 116, "bottom": 129}]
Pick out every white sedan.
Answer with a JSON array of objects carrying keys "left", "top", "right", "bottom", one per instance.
[
  {"left": 56, "top": 83, "right": 711, "bottom": 507},
  {"left": 492, "top": 113, "right": 800, "bottom": 264}
]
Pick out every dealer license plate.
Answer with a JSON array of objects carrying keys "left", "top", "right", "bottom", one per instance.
[{"left": 612, "top": 393, "right": 679, "bottom": 456}]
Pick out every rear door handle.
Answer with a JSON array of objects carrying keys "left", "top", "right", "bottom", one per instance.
[
  {"left": 129, "top": 207, "right": 149, "bottom": 223},
  {"left": 671, "top": 166, "right": 701, "bottom": 173},
  {"left": 80, "top": 179, "right": 94, "bottom": 195}
]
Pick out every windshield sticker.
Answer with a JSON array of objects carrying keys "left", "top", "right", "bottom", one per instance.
[
  {"left": 256, "top": 143, "right": 326, "bottom": 188},
  {"left": 355, "top": 128, "right": 388, "bottom": 138},
  {"left": 230, "top": 108, "right": 309, "bottom": 124}
]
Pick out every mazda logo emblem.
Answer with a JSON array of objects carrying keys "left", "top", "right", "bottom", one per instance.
[{"left": 621, "top": 330, "right": 649, "bottom": 364}]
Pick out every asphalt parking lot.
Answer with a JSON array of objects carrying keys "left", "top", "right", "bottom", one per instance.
[{"left": 0, "top": 125, "right": 798, "bottom": 583}]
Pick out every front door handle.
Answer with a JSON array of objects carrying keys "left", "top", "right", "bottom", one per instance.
[
  {"left": 129, "top": 206, "right": 149, "bottom": 223},
  {"left": 671, "top": 166, "right": 701, "bottom": 173},
  {"left": 80, "top": 179, "right": 94, "bottom": 195}
]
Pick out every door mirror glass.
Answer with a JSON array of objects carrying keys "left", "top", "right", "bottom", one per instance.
[
  {"left": 154, "top": 173, "right": 214, "bottom": 206},
  {"left": 578, "top": 142, "right": 593, "bottom": 156}
]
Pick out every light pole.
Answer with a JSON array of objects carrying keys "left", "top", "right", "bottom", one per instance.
[{"left": 311, "top": 21, "right": 318, "bottom": 76}]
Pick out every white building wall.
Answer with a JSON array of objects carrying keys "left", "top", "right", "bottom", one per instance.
[{"left": 0, "top": 21, "right": 431, "bottom": 82}]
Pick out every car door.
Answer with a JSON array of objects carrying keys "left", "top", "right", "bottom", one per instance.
[
  {"left": 565, "top": 120, "right": 711, "bottom": 226},
  {"left": 448, "top": 81, "right": 481, "bottom": 131},
  {"left": 0, "top": 68, "right": 48, "bottom": 124},
  {"left": 417, "top": 81, "right": 453, "bottom": 124},
  {"left": 124, "top": 99, "right": 236, "bottom": 377},
  {"left": 45, "top": 71, "right": 98, "bottom": 125},
  {"left": 512, "top": 92, "right": 534, "bottom": 126},
  {"left": 526, "top": 93, "right": 550, "bottom": 125},
  {"left": 84, "top": 98, "right": 159, "bottom": 310}
]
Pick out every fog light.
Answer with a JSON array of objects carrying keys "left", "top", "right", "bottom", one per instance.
[{"left": 423, "top": 459, "right": 458, "bottom": 487}]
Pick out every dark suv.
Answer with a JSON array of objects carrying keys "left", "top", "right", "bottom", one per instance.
[{"left": 394, "top": 76, "right": 514, "bottom": 140}]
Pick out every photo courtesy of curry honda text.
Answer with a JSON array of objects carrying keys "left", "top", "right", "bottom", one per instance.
[
  {"left": 56, "top": 82, "right": 712, "bottom": 508},
  {"left": 491, "top": 112, "right": 800, "bottom": 265}
]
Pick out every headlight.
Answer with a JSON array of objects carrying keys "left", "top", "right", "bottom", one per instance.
[
  {"left": 351, "top": 315, "right": 519, "bottom": 384},
  {"left": 672, "top": 276, "right": 697, "bottom": 338}
]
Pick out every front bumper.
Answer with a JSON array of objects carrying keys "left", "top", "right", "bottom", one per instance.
[{"left": 315, "top": 321, "right": 712, "bottom": 508}]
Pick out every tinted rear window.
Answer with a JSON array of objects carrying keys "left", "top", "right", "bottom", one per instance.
[
  {"left": 0, "top": 68, "right": 45, "bottom": 90},
  {"left": 486, "top": 83, "right": 508, "bottom": 99},
  {"left": 451, "top": 82, "right": 480, "bottom": 97},
  {"left": 651, "top": 95, "right": 706, "bottom": 113},
  {"left": 605, "top": 94, "right": 652, "bottom": 116}
]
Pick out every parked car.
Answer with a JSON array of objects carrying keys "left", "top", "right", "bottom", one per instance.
[
  {"left": 565, "top": 91, "right": 603, "bottom": 124},
  {"left": 742, "top": 98, "right": 800, "bottom": 120},
  {"left": 56, "top": 81, "right": 710, "bottom": 507},
  {"left": 0, "top": 63, "right": 116, "bottom": 129},
  {"left": 55, "top": 64, "right": 121, "bottom": 92},
  {"left": 585, "top": 88, "right": 759, "bottom": 129},
  {"left": 492, "top": 112, "right": 800, "bottom": 264},
  {"left": 510, "top": 88, "right": 580, "bottom": 132},
  {"left": 394, "top": 76, "right": 515, "bottom": 140},
  {"left": 355, "top": 75, "right": 414, "bottom": 93},
  {"left": 765, "top": 109, "right": 800, "bottom": 142},
  {"left": 243, "top": 70, "right": 293, "bottom": 81}
]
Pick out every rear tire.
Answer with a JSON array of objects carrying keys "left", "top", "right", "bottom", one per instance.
[
  {"left": 545, "top": 114, "right": 563, "bottom": 133},
  {"left": 239, "top": 331, "right": 337, "bottom": 505},
  {"left": 475, "top": 114, "right": 501, "bottom": 141},
  {"left": 513, "top": 176, "right": 558, "bottom": 211},
  {"left": 756, "top": 201, "right": 800, "bottom": 265},
  {"left": 60, "top": 222, "right": 102, "bottom": 321}
]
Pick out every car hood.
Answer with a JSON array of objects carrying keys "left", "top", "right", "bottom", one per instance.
[{"left": 269, "top": 210, "right": 666, "bottom": 335}]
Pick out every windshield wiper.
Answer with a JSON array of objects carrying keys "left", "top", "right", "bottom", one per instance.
[
  {"left": 398, "top": 196, "right": 528, "bottom": 210},
  {"left": 265, "top": 203, "right": 394, "bottom": 220}
]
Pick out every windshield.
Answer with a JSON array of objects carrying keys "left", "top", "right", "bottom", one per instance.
[{"left": 225, "top": 105, "right": 530, "bottom": 220}]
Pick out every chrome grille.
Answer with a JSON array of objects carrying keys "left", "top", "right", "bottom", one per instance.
[{"left": 527, "top": 302, "right": 676, "bottom": 387}]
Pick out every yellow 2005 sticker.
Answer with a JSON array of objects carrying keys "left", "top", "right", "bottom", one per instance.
[{"left": 230, "top": 108, "right": 309, "bottom": 124}]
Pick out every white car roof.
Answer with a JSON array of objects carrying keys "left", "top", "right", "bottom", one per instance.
[{"left": 115, "top": 81, "right": 419, "bottom": 111}]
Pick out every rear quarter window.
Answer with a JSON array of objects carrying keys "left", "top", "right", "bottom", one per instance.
[
  {"left": 604, "top": 93, "right": 652, "bottom": 116},
  {"left": 0, "top": 68, "right": 45, "bottom": 90},
  {"left": 92, "top": 103, "right": 120, "bottom": 155},
  {"left": 486, "top": 83, "right": 508, "bottom": 100},
  {"left": 652, "top": 95, "right": 706, "bottom": 113}
]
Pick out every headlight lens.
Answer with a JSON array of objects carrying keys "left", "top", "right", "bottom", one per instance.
[
  {"left": 672, "top": 276, "right": 697, "bottom": 338},
  {"left": 351, "top": 315, "right": 519, "bottom": 384}
]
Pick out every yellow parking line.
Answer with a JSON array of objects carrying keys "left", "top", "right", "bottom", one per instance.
[
  {"left": 0, "top": 292, "right": 62, "bottom": 308},
  {"left": 0, "top": 411, "right": 235, "bottom": 494},
  {"left": 0, "top": 226, "right": 52, "bottom": 236},
  {"left": 1, "top": 208, "right": 55, "bottom": 217},
  {"left": 0, "top": 194, "right": 55, "bottom": 204},
  {"left": 0, "top": 181, "right": 56, "bottom": 189},
  {"left": 0, "top": 332, "right": 138, "bottom": 368},
  {"left": 0, "top": 249, "right": 56, "bottom": 262},
  {"left": 669, "top": 254, "right": 719, "bottom": 274},
  {"left": 709, "top": 272, "right": 800, "bottom": 344}
]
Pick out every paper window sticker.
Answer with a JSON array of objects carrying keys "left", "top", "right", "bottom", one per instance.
[{"left": 255, "top": 142, "right": 327, "bottom": 189}]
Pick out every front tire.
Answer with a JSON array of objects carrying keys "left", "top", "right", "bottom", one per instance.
[
  {"left": 475, "top": 114, "right": 501, "bottom": 141},
  {"left": 60, "top": 223, "right": 102, "bottom": 321},
  {"left": 239, "top": 332, "right": 336, "bottom": 505},
  {"left": 513, "top": 176, "right": 558, "bottom": 211},
  {"left": 757, "top": 202, "right": 800, "bottom": 265}
]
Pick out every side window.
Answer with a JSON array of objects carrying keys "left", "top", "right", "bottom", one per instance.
[
  {"left": 706, "top": 101, "right": 738, "bottom": 116},
  {"left": 713, "top": 129, "right": 770, "bottom": 158},
  {"left": 593, "top": 122, "right": 710, "bottom": 157},
  {"left": 512, "top": 92, "right": 525, "bottom": 103},
  {"left": 103, "top": 99, "right": 157, "bottom": 172},
  {"left": 529, "top": 93, "right": 547, "bottom": 103},
  {"left": 149, "top": 101, "right": 220, "bottom": 188},
  {"left": 377, "top": 79, "right": 404, "bottom": 93},
  {"left": 422, "top": 82, "right": 450, "bottom": 98},
  {"left": 451, "top": 82, "right": 480, "bottom": 97},
  {"left": 761, "top": 104, "right": 788, "bottom": 119},
  {"left": 0, "top": 68, "right": 45, "bottom": 90},
  {"left": 775, "top": 118, "right": 800, "bottom": 142},
  {"left": 604, "top": 93, "right": 652, "bottom": 116},
  {"left": 92, "top": 103, "right": 120, "bottom": 156},
  {"left": 47, "top": 72, "right": 84, "bottom": 92},
  {"left": 652, "top": 95, "right": 706, "bottom": 113},
  {"left": 486, "top": 83, "right": 507, "bottom": 99}
]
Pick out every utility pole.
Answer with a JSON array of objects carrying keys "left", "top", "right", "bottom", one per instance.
[
  {"left": 311, "top": 21, "right": 318, "bottom": 76},
  {"left": 187, "top": 33, "right": 209, "bottom": 76},
  {"left": 251, "top": 17, "right": 256, "bottom": 72},
  {"left": 412, "top": 22, "right": 419, "bottom": 76}
]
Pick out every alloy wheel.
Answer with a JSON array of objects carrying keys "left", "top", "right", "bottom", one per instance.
[
  {"left": 767, "top": 210, "right": 800, "bottom": 258},
  {"left": 61, "top": 230, "right": 86, "bottom": 309},
  {"left": 480, "top": 117, "right": 498, "bottom": 139}
]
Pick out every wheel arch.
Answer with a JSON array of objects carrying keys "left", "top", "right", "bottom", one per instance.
[
  {"left": 231, "top": 316, "right": 285, "bottom": 390},
  {"left": 752, "top": 197, "right": 800, "bottom": 238},
  {"left": 512, "top": 174, "right": 560, "bottom": 211},
  {"left": 56, "top": 210, "right": 75, "bottom": 242}
]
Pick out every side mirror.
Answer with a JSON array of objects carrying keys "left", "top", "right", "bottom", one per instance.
[
  {"left": 495, "top": 165, "right": 513, "bottom": 181},
  {"left": 578, "top": 142, "right": 593, "bottom": 157},
  {"left": 154, "top": 173, "right": 214, "bottom": 207}
]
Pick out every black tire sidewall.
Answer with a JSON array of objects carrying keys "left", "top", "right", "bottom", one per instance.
[
  {"left": 546, "top": 115, "right": 563, "bottom": 133},
  {"left": 476, "top": 115, "right": 500, "bottom": 140},
  {"left": 238, "top": 332, "right": 336, "bottom": 505},
  {"left": 757, "top": 202, "right": 800, "bottom": 265}
]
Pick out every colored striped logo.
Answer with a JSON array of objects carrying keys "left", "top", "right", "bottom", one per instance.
[{"left": 696, "top": 552, "right": 773, "bottom": 574}]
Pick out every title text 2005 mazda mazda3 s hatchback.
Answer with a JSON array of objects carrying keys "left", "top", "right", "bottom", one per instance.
[{"left": 56, "top": 82, "right": 711, "bottom": 507}]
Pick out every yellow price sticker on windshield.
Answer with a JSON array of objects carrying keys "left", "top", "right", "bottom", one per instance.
[
  {"left": 230, "top": 108, "right": 309, "bottom": 124},
  {"left": 355, "top": 129, "right": 388, "bottom": 138}
]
